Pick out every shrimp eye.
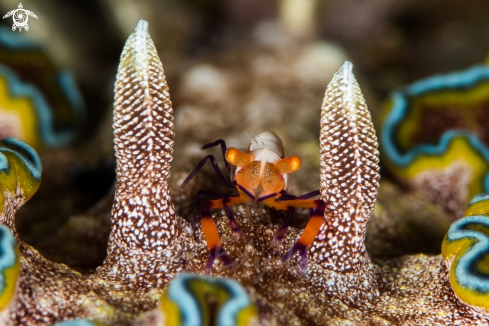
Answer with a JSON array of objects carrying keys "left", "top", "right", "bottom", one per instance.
[
  {"left": 275, "top": 156, "right": 302, "bottom": 174},
  {"left": 225, "top": 148, "right": 251, "bottom": 167}
]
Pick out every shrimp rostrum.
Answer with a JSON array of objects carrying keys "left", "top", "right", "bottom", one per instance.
[{"left": 180, "top": 131, "right": 326, "bottom": 274}]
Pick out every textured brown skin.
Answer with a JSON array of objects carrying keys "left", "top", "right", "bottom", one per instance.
[
  {"left": 310, "top": 62, "right": 380, "bottom": 302},
  {"left": 315, "top": 62, "right": 379, "bottom": 274},
  {"left": 1, "top": 20, "right": 489, "bottom": 326},
  {"left": 102, "top": 20, "right": 179, "bottom": 287}
]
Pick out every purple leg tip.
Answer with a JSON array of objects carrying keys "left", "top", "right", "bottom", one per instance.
[
  {"left": 205, "top": 252, "right": 216, "bottom": 274},
  {"left": 270, "top": 229, "right": 286, "bottom": 251},
  {"left": 299, "top": 247, "right": 308, "bottom": 276},
  {"left": 271, "top": 208, "right": 294, "bottom": 251},
  {"left": 209, "top": 246, "right": 232, "bottom": 272},
  {"left": 224, "top": 203, "right": 246, "bottom": 244},
  {"left": 205, "top": 246, "right": 232, "bottom": 273},
  {"left": 282, "top": 243, "right": 309, "bottom": 275},
  {"left": 282, "top": 244, "right": 299, "bottom": 262}
]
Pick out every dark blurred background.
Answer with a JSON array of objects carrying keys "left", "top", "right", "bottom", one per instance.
[{"left": 2, "top": 0, "right": 488, "bottom": 137}]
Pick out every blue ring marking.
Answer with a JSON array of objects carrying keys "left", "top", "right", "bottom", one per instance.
[
  {"left": 0, "top": 64, "right": 75, "bottom": 147},
  {"left": 446, "top": 215, "right": 489, "bottom": 292},
  {"left": 0, "top": 153, "right": 7, "bottom": 174},
  {"left": 168, "top": 273, "right": 252, "bottom": 326},
  {"left": 0, "top": 138, "right": 42, "bottom": 181},
  {"left": 381, "top": 65, "right": 489, "bottom": 192},
  {"left": 57, "top": 71, "right": 85, "bottom": 137},
  {"left": 218, "top": 278, "right": 252, "bottom": 326},
  {"left": 51, "top": 320, "right": 99, "bottom": 326},
  {"left": 169, "top": 274, "right": 201, "bottom": 326},
  {"left": 0, "top": 26, "right": 41, "bottom": 50},
  {"left": 469, "top": 193, "right": 489, "bottom": 206},
  {"left": 0, "top": 226, "right": 17, "bottom": 295}
]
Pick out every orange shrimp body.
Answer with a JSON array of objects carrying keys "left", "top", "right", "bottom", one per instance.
[
  {"left": 227, "top": 131, "right": 301, "bottom": 206},
  {"left": 180, "top": 131, "right": 326, "bottom": 274}
]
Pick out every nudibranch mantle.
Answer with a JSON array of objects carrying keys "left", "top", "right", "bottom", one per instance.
[
  {"left": 0, "top": 27, "right": 85, "bottom": 148},
  {"left": 160, "top": 273, "right": 257, "bottom": 326},
  {"left": 0, "top": 225, "right": 19, "bottom": 322},
  {"left": 443, "top": 193, "right": 489, "bottom": 311},
  {"left": 0, "top": 19, "right": 489, "bottom": 326},
  {"left": 381, "top": 64, "right": 489, "bottom": 216},
  {"left": 51, "top": 320, "right": 103, "bottom": 326},
  {"left": 0, "top": 137, "right": 42, "bottom": 223},
  {"left": 382, "top": 65, "right": 489, "bottom": 166}
]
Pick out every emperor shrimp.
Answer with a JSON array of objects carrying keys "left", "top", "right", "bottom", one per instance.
[{"left": 180, "top": 131, "right": 326, "bottom": 273}]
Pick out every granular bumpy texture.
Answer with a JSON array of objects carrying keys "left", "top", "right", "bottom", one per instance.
[
  {"left": 102, "top": 19, "right": 180, "bottom": 288},
  {"left": 311, "top": 61, "right": 380, "bottom": 302},
  {"left": 1, "top": 19, "right": 489, "bottom": 326}
]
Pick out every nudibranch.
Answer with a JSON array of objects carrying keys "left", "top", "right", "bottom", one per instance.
[
  {"left": 380, "top": 65, "right": 489, "bottom": 216},
  {"left": 50, "top": 320, "right": 103, "bottom": 326},
  {"left": 0, "top": 27, "right": 85, "bottom": 148},
  {"left": 442, "top": 193, "right": 489, "bottom": 310},
  {"left": 2, "top": 18, "right": 489, "bottom": 325},
  {"left": 160, "top": 273, "right": 257, "bottom": 325},
  {"left": 0, "top": 225, "right": 19, "bottom": 324},
  {"left": 0, "top": 137, "right": 42, "bottom": 222}
]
